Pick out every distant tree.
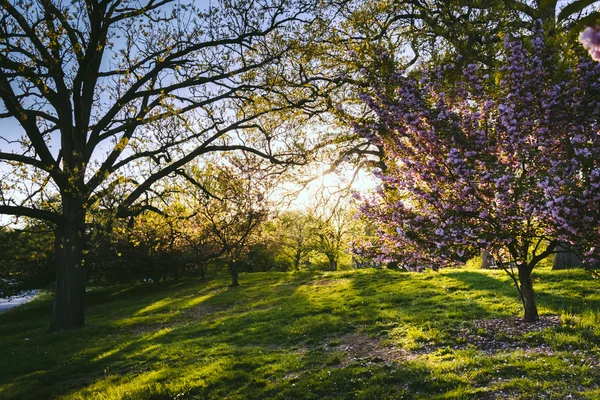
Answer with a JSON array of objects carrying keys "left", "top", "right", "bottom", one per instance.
[
  {"left": 356, "top": 28, "right": 600, "bottom": 321},
  {"left": 312, "top": 200, "right": 358, "bottom": 271},
  {"left": 122, "top": 211, "right": 185, "bottom": 287},
  {"left": 183, "top": 155, "right": 275, "bottom": 287},
  {"left": 178, "top": 212, "right": 227, "bottom": 281},
  {"left": 0, "top": 221, "right": 54, "bottom": 296},
  {"left": 243, "top": 221, "right": 285, "bottom": 272},
  {"left": 276, "top": 211, "right": 317, "bottom": 271},
  {"left": 0, "top": 0, "right": 334, "bottom": 330}
]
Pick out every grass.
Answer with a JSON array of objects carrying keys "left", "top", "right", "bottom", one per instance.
[{"left": 1, "top": 265, "right": 600, "bottom": 399}]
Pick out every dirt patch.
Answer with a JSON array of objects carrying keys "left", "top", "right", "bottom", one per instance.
[
  {"left": 473, "top": 315, "right": 561, "bottom": 335},
  {"left": 326, "top": 332, "right": 409, "bottom": 366},
  {"left": 327, "top": 316, "right": 568, "bottom": 365},
  {"left": 458, "top": 315, "right": 561, "bottom": 353}
]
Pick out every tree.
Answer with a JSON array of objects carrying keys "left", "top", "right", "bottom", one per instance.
[
  {"left": 356, "top": 27, "right": 600, "bottom": 321},
  {"left": 313, "top": 206, "right": 355, "bottom": 271},
  {"left": 309, "top": 187, "right": 359, "bottom": 271},
  {"left": 321, "top": 0, "right": 600, "bottom": 178},
  {"left": 0, "top": 0, "right": 333, "bottom": 330},
  {"left": 184, "top": 154, "right": 274, "bottom": 287},
  {"left": 378, "top": 0, "right": 600, "bottom": 69},
  {"left": 120, "top": 210, "right": 184, "bottom": 287},
  {"left": 276, "top": 211, "right": 316, "bottom": 270}
]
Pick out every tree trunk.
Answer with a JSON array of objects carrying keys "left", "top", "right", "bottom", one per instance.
[
  {"left": 328, "top": 256, "right": 337, "bottom": 271},
  {"left": 49, "top": 199, "right": 86, "bottom": 332},
  {"left": 518, "top": 266, "right": 539, "bottom": 322},
  {"left": 481, "top": 250, "right": 494, "bottom": 269},
  {"left": 230, "top": 262, "right": 240, "bottom": 287},
  {"left": 150, "top": 262, "right": 162, "bottom": 291},
  {"left": 553, "top": 242, "right": 581, "bottom": 270}
]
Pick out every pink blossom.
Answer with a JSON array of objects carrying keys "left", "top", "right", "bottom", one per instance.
[{"left": 580, "top": 27, "right": 600, "bottom": 61}]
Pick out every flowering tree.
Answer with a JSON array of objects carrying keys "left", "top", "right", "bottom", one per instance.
[{"left": 356, "top": 28, "right": 600, "bottom": 322}]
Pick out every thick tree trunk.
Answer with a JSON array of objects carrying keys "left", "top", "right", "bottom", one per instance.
[
  {"left": 481, "top": 250, "right": 494, "bottom": 269},
  {"left": 50, "top": 199, "right": 86, "bottom": 332},
  {"left": 518, "top": 266, "right": 539, "bottom": 322},
  {"left": 553, "top": 242, "right": 581, "bottom": 270}
]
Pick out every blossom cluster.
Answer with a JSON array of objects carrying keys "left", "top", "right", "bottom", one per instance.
[
  {"left": 356, "top": 27, "right": 600, "bottom": 270},
  {"left": 580, "top": 27, "right": 600, "bottom": 61}
]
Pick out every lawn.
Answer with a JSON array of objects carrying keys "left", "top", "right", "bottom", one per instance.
[{"left": 1, "top": 266, "right": 600, "bottom": 399}]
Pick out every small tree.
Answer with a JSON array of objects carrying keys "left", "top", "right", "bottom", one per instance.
[
  {"left": 184, "top": 155, "right": 274, "bottom": 287},
  {"left": 276, "top": 211, "right": 317, "bottom": 271},
  {"left": 313, "top": 202, "right": 357, "bottom": 271},
  {"left": 356, "top": 28, "right": 600, "bottom": 321}
]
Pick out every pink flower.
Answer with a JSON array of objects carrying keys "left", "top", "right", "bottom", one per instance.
[{"left": 579, "top": 27, "right": 600, "bottom": 61}]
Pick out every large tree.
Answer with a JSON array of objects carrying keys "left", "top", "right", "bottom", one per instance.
[
  {"left": 356, "top": 27, "right": 600, "bottom": 321},
  {"left": 0, "top": 0, "right": 333, "bottom": 330}
]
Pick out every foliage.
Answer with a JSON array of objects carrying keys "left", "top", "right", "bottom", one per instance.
[{"left": 0, "top": 222, "right": 54, "bottom": 297}]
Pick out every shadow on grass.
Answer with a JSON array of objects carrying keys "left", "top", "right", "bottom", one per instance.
[
  {"left": 349, "top": 270, "right": 512, "bottom": 330},
  {"left": 445, "top": 269, "right": 600, "bottom": 317},
  {"left": 0, "top": 272, "right": 343, "bottom": 399},
  {"left": 1, "top": 269, "right": 599, "bottom": 399}
]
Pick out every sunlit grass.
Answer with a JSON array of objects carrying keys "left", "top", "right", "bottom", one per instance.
[{"left": 1, "top": 266, "right": 599, "bottom": 399}]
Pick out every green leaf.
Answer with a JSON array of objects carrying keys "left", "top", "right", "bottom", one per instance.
[
  {"left": 540, "top": 0, "right": 559, "bottom": 15},
  {"left": 568, "top": 10, "right": 600, "bottom": 32},
  {"left": 558, "top": 0, "right": 600, "bottom": 22}
]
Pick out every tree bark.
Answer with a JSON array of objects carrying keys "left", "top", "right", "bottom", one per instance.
[
  {"left": 553, "top": 242, "right": 581, "bottom": 270},
  {"left": 49, "top": 198, "right": 86, "bottom": 332},
  {"left": 230, "top": 262, "right": 240, "bottom": 287},
  {"left": 518, "top": 265, "right": 539, "bottom": 322},
  {"left": 481, "top": 250, "right": 494, "bottom": 269},
  {"left": 293, "top": 252, "right": 301, "bottom": 270},
  {"left": 328, "top": 256, "right": 337, "bottom": 271}
]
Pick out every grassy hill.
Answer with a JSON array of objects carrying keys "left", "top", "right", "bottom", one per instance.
[{"left": 1, "top": 267, "right": 600, "bottom": 399}]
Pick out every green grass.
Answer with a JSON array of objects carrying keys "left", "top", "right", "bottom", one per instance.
[{"left": 1, "top": 266, "right": 600, "bottom": 399}]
